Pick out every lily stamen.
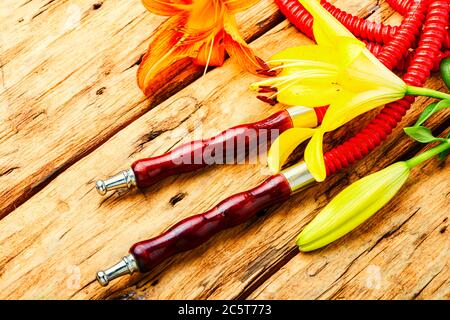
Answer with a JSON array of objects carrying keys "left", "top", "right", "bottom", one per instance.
[
  {"left": 251, "top": 0, "right": 410, "bottom": 182},
  {"left": 258, "top": 86, "right": 278, "bottom": 93},
  {"left": 257, "top": 95, "right": 278, "bottom": 106}
]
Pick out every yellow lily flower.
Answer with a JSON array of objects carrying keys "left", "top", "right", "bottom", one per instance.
[
  {"left": 297, "top": 162, "right": 411, "bottom": 252},
  {"left": 251, "top": 0, "right": 407, "bottom": 181}
]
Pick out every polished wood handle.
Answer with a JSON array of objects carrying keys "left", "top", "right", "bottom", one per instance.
[
  {"left": 131, "top": 110, "right": 293, "bottom": 188},
  {"left": 130, "top": 174, "right": 292, "bottom": 272}
]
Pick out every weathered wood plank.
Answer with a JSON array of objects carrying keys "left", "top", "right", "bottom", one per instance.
[
  {"left": 0, "top": 16, "right": 309, "bottom": 300},
  {"left": 0, "top": 0, "right": 283, "bottom": 217},
  {"left": 0, "top": 0, "right": 447, "bottom": 300},
  {"left": 249, "top": 156, "right": 449, "bottom": 300}
]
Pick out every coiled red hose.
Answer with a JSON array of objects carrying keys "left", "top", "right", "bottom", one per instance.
[
  {"left": 365, "top": 41, "right": 441, "bottom": 72},
  {"left": 276, "top": 0, "right": 449, "bottom": 49},
  {"left": 376, "top": 0, "right": 428, "bottom": 70},
  {"left": 387, "top": 0, "right": 412, "bottom": 15},
  {"left": 274, "top": 0, "right": 429, "bottom": 70},
  {"left": 322, "top": 1, "right": 398, "bottom": 44},
  {"left": 324, "top": 0, "right": 449, "bottom": 175},
  {"left": 275, "top": 0, "right": 407, "bottom": 44}
]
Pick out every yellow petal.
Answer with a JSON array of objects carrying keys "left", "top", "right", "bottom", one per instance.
[
  {"left": 299, "top": 0, "right": 354, "bottom": 47},
  {"left": 269, "top": 45, "right": 338, "bottom": 67},
  {"left": 276, "top": 82, "right": 340, "bottom": 107},
  {"left": 304, "top": 129, "right": 326, "bottom": 182},
  {"left": 267, "top": 128, "right": 315, "bottom": 173},
  {"left": 224, "top": 0, "right": 260, "bottom": 13},
  {"left": 141, "top": 0, "right": 191, "bottom": 16},
  {"left": 297, "top": 162, "right": 410, "bottom": 251},
  {"left": 346, "top": 49, "right": 406, "bottom": 91},
  {"left": 223, "top": 13, "right": 268, "bottom": 73},
  {"left": 335, "top": 36, "right": 366, "bottom": 69},
  {"left": 321, "top": 89, "right": 405, "bottom": 132}
]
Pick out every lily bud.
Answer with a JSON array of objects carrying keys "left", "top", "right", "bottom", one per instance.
[{"left": 297, "top": 162, "right": 411, "bottom": 252}]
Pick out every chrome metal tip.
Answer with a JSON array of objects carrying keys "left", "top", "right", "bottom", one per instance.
[
  {"left": 94, "top": 168, "right": 136, "bottom": 196},
  {"left": 96, "top": 254, "right": 139, "bottom": 287},
  {"left": 95, "top": 180, "right": 107, "bottom": 196},
  {"left": 96, "top": 270, "right": 109, "bottom": 287}
]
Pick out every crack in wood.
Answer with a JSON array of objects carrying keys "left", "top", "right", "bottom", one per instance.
[
  {"left": 19, "top": 0, "right": 32, "bottom": 8},
  {"left": 92, "top": 2, "right": 103, "bottom": 10},
  {"left": 95, "top": 86, "right": 106, "bottom": 95},
  {"left": 32, "top": 0, "right": 57, "bottom": 20},
  {"left": 129, "top": 130, "right": 165, "bottom": 158},
  {"left": 367, "top": 207, "right": 421, "bottom": 253},
  {"left": 69, "top": 278, "right": 97, "bottom": 299},
  {"left": 315, "top": 249, "right": 368, "bottom": 299},
  {"left": 327, "top": 246, "right": 388, "bottom": 300},
  {"left": 128, "top": 96, "right": 203, "bottom": 158},
  {"left": 0, "top": 166, "right": 20, "bottom": 177},
  {"left": 412, "top": 266, "right": 445, "bottom": 299},
  {"left": 97, "top": 191, "right": 118, "bottom": 209},
  {"left": 169, "top": 192, "right": 187, "bottom": 206},
  {"left": 235, "top": 246, "right": 299, "bottom": 300},
  {"left": 413, "top": 218, "right": 448, "bottom": 250},
  {"left": 124, "top": 54, "right": 144, "bottom": 72},
  {"left": 58, "top": 227, "right": 72, "bottom": 241}
]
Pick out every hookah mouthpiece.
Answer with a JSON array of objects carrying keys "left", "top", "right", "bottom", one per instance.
[
  {"left": 96, "top": 254, "right": 139, "bottom": 287},
  {"left": 95, "top": 169, "right": 136, "bottom": 196}
]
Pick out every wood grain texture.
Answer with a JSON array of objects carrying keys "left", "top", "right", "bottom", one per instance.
[
  {"left": 249, "top": 157, "right": 449, "bottom": 300},
  {"left": 0, "top": 0, "right": 448, "bottom": 300},
  {"left": 0, "top": 0, "right": 282, "bottom": 217}
]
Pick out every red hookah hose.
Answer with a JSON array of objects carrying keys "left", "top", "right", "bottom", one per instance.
[
  {"left": 376, "top": 0, "right": 428, "bottom": 70},
  {"left": 276, "top": 0, "right": 449, "bottom": 50},
  {"left": 274, "top": 0, "right": 429, "bottom": 70},
  {"left": 387, "top": 0, "right": 412, "bottom": 15},
  {"left": 320, "top": 1, "right": 398, "bottom": 44},
  {"left": 324, "top": 0, "right": 449, "bottom": 174},
  {"left": 366, "top": 41, "right": 446, "bottom": 71},
  {"left": 275, "top": 0, "right": 408, "bottom": 44}
]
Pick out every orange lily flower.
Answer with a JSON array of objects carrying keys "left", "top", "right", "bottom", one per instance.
[{"left": 138, "top": 0, "right": 268, "bottom": 96}]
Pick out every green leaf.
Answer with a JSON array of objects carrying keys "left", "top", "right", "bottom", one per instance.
[
  {"left": 414, "top": 103, "right": 438, "bottom": 127},
  {"left": 440, "top": 57, "right": 450, "bottom": 90},
  {"left": 404, "top": 126, "right": 447, "bottom": 143},
  {"left": 435, "top": 99, "right": 450, "bottom": 111},
  {"left": 438, "top": 131, "right": 450, "bottom": 160},
  {"left": 414, "top": 100, "right": 450, "bottom": 127}
]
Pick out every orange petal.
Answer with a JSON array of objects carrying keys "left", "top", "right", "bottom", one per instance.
[
  {"left": 141, "top": 0, "right": 191, "bottom": 16},
  {"left": 193, "top": 30, "right": 226, "bottom": 67},
  {"left": 224, "top": 0, "right": 261, "bottom": 13},
  {"left": 186, "top": 0, "right": 224, "bottom": 34},
  {"left": 223, "top": 13, "right": 268, "bottom": 74},
  {"left": 137, "top": 16, "right": 198, "bottom": 95}
]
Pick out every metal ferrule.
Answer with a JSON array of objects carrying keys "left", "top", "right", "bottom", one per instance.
[
  {"left": 281, "top": 161, "right": 315, "bottom": 193},
  {"left": 286, "top": 106, "right": 318, "bottom": 128},
  {"left": 95, "top": 168, "right": 136, "bottom": 196},
  {"left": 96, "top": 254, "right": 139, "bottom": 287}
]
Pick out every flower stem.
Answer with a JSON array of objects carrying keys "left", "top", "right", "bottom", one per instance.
[
  {"left": 405, "top": 140, "right": 450, "bottom": 169},
  {"left": 406, "top": 86, "right": 450, "bottom": 100}
]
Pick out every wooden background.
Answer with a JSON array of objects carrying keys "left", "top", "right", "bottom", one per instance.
[{"left": 0, "top": 0, "right": 448, "bottom": 300}]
